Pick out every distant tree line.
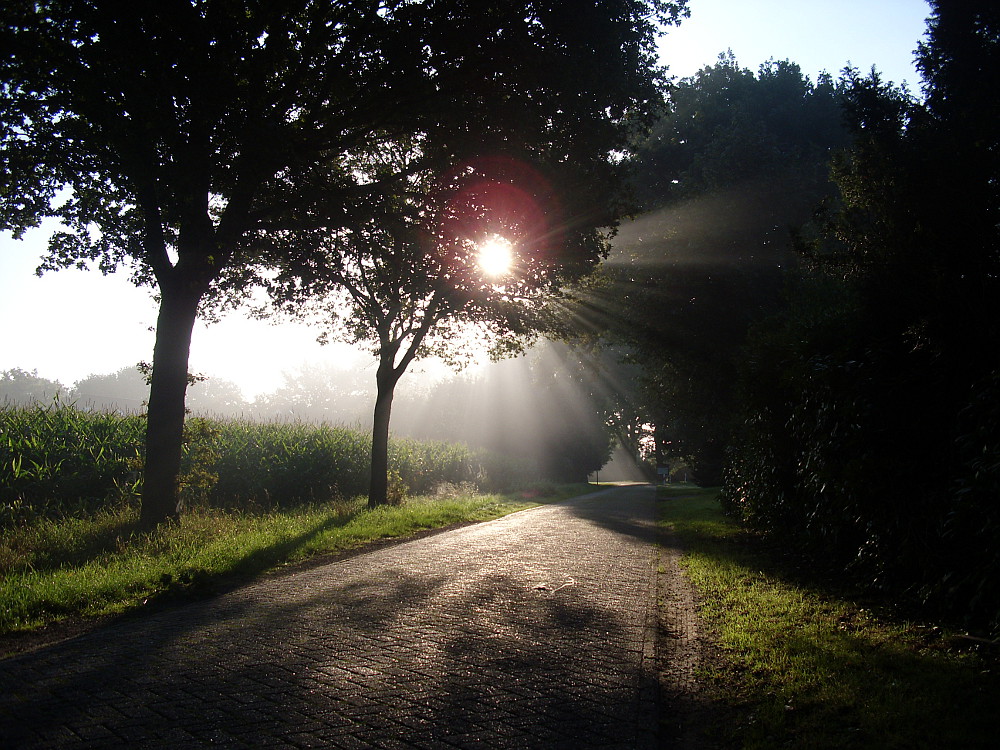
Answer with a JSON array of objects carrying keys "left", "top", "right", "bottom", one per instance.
[{"left": 2, "top": 366, "right": 247, "bottom": 415}]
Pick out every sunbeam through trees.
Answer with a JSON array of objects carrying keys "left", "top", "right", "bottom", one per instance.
[{"left": 0, "top": 0, "right": 688, "bottom": 522}]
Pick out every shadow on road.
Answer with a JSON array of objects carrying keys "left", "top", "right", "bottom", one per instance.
[
  {"left": 562, "top": 484, "right": 658, "bottom": 547},
  {"left": 1, "top": 485, "right": 662, "bottom": 748}
]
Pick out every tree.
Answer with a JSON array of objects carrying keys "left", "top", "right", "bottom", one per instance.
[
  {"left": 270, "top": 147, "right": 624, "bottom": 506},
  {"left": 0, "top": 368, "right": 65, "bottom": 405},
  {"left": 722, "top": 1, "right": 1000, "bottom": 631},
  {"left": 581, "top": 54, "right": 850, "bottom": 483},
  {"left": 0, "top": 0, "right": 687, "bottom": 525},
  {"left": 261, "top": 2, "right": 687, "bottom": 506}
]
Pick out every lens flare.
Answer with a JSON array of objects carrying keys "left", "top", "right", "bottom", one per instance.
[{"left": 477, "top": 237, "right": 514, "bottom": 277}]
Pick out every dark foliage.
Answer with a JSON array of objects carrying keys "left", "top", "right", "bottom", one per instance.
[
  {"left": 590, "top": 55, "right": 850, "bottom": 482},
  {"left": 722, "top": 0, "right": 1000, "bottom": 633}
]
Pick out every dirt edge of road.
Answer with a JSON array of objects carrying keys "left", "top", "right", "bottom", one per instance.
[{"left": 656, "top": 523, "right": 731, "bottom": 749}]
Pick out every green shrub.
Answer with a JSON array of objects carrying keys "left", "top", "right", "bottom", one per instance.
[
  {"left": 940, "top": 371, "right": 1000, "bottom": 632},
  {"left": 722, "top": 285, "right": 1000, "bottom": 635}
]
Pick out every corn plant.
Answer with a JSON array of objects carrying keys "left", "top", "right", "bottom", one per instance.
[
  {"left": 1, "top": 400, "right": 143, "bottom": 524},
  {"left": 1, "top": 402, "right": 535, "bottom": 522}
]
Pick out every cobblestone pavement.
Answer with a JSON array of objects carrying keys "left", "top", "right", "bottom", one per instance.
[{"left": 1, "top": 485, "right": 667, "bottom": 748}]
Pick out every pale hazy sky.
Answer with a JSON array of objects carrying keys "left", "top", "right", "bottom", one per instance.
[
  {"left": 0, "top": 0, "right": 931, "bottom": 397},
  {"left": 661, "top": 0, "right": 929, "bottom": 87}
]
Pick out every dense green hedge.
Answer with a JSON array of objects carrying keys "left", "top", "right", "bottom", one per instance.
[
  {"left": 721, "top": 14, "right": 1000, "bottom": 637},
  {"left": 721, "top": 304, "right": 1000, "bottom": 635}
]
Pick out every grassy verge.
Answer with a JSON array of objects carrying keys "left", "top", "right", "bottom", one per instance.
[
  {"left": 0, "top": 482, "right": 594, "bottom": 641},
  {"left": 658, "top": 485, "right": 1000, "bottom": 749}
]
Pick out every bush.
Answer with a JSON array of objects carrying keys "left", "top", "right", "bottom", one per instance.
[
  {"left": 939, "top": 371, "right": 1000, "bottom": 632},
  {"left": 722, "top": 284, "right": 1000, "bottom": 633}
]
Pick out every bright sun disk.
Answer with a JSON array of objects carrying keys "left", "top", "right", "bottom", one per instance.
[{"left": 477, "top": 237, "right": 514, "bottom": 277}]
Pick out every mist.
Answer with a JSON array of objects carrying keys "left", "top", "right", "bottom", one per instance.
[{"left": 2, "top": 336, "right": 643, "bottom": 484}]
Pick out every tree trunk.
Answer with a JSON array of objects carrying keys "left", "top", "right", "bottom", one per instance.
[
  {"left": 139, "top": 284, "right": 202, "bottom": 529},
  {"left": 368, "top": 355, "right": 400, "bottom": 508}
]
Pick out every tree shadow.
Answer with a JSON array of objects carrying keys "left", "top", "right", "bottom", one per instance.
[
  {"left": 561, "top": 484, "right": 659, "bottom": 547},
  {"left": 1, "top": 509, "right": 143, "bottom": 576},
  {"left": 0, "top": 564, "right": 453, "bottom": 747},
  {"left": 666, "top": 507, "right": 1000, "bottom": 749},
  {"left": 145, "top": 508, "right": 371, "bottom": 605},
  {"left": 0, "top": 492, "right": 664, "bottom": 748},
  {"left": 2, "top": 566, "right": 646, "bottom": 746}
]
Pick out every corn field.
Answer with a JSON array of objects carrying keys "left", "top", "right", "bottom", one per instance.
[{"left": 1, "top": 401, "right": 533, "bottom": 525}]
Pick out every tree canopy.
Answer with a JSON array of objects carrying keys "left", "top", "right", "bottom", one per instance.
[
  {"left": 265, "top": 116, "right": 639, "bottom": 505},
  {"left": 1, "top": 0, "right": 687, "bottom": 524},
  {"left": 579, "top": 54, "right": 850, "bottom": 482},
  {"left": 722, "top": 0, "right": 1000, "bottom": 633}
]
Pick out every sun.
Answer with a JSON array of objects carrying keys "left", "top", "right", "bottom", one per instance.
[{"left": 477, "top": 236, "right": 514, "bottom": 278}]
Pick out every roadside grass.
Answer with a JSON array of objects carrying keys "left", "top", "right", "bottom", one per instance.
[
  {"left": 658, "top": 485, "right": 1000, "bottom": 749},
  {"left": 0, "top": 482, "right": 594, "bottom": 641}
]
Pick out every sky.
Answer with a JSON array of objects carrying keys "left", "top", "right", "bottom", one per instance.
[
  {"left": 659, "top": 0, "right": 929, "bottom": 86},
  {"left": 0, "top": 0, "right": 932, "bottom": 398}
]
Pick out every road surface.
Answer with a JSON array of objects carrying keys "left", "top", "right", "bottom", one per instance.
[{"left": 1, "top": 484, "right": 697, "bottom": 748}]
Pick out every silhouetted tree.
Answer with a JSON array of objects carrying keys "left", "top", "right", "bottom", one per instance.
[
  {"left": 580, "top": 54, "right": 850, "bottom": 483},
  {"left": 271, "top": 149, "right": 618, "bottom": 505},
  {"left": 723, "top": 0, "right": 1000, "bottom": 631},
  {"left": 264, "top": 1, "right": 689, "bottom": 506},
  {"left": 0, "top": 0, "right": 687, "bottom": 524}
]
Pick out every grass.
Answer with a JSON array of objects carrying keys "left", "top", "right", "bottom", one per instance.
[
  {"left": 0, "top": 482, "right": 595, "bottom": 641},
  {"left": 658, "top": 485, "right": 1000, "bottom": 749}
]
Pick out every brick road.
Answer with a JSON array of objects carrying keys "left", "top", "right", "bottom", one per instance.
[{"left": 0, "top": 485, "right": 668, "bottom": 748}]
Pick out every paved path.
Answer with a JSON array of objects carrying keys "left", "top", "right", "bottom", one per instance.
[{"left": 1, "top": 485, "right": 665, "bottom": 748}]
